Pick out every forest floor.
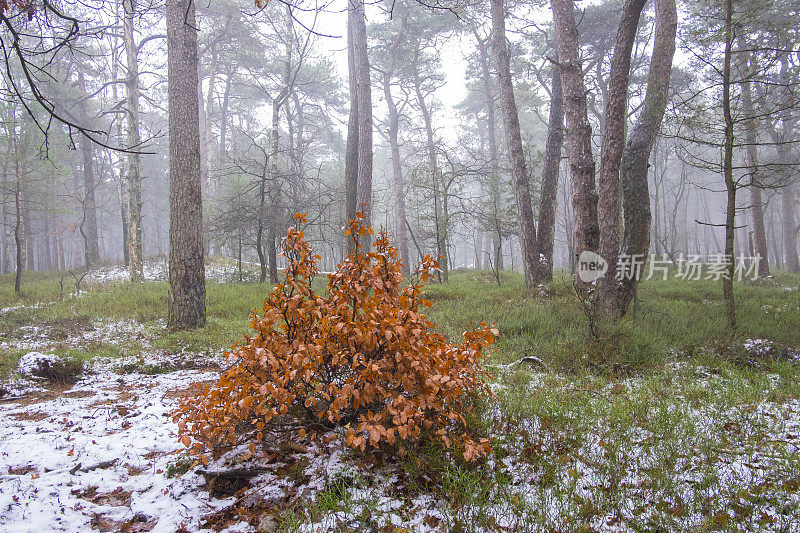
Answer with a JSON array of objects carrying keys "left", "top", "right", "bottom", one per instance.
[{"left": 1, "top": 263, "right": 800, "bottom": 531}]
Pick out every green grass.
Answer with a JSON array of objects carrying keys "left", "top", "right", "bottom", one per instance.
[
  {"left": 2, "top": 267, "right": 799, "bottom": 378},
  {"left": 480, "top": 361, "right": 800, "bottom": 529},
  {"left": 424, "top": 269, "right": 800, "bottom": 374}
]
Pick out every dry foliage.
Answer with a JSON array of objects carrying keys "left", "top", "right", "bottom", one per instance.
[
  {"left": 174, "top": 214, "right": 494, "bottom": 462},
  {"left": 0, "top": 0, "right": 35, "bottom": 17}
]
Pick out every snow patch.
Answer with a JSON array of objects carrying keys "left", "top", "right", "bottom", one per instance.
[{"left": 16, "top": 351, "right": 63, "bottom": 377}]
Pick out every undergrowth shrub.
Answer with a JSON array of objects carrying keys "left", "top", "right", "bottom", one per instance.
[
  {"left": 40, "top": 358, "right": 84, "bottom": 385},
  {"left": 174, "top": 214, "right": 495, "bottom": 462},
  {"left": 17, "top": 352, "right": 84, "bottom": 385}
]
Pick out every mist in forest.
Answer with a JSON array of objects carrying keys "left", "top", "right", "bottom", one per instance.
[{"left": 2, "top": 0, "right": 795, "bottom": 297}]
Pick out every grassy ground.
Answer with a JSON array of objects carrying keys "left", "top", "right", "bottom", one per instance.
[
  {"left": 5, "top": 267, "right": 797, "bottom": 372},
  {"left": 2, "top": 267, "right": 800, "bottom": 530},
  {"left": 426, "top": 269, "right": 800, "bottom": 373}
]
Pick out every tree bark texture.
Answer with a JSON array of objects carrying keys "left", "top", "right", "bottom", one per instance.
[
  {"left": 268, "top": 97, "right": 282, "bottom": 284},
  {"left": 382, "top": 60, "right": 410, "bottom": 272},
  {"left": 345, "top": 0, "right": 372, "bottom": 236},
  {"left": 537, "top": 53, "right": 564, "bottom": 282},
  {"left": 344, "top": 13, "right": 358, "bottom": 227},
  {"left": 740, "top": 65, "right": 770, "bottom": 277},
  {"left": 491, "top": 0, "right": 539, "bottom": 288},
  {"left": 166, "top": 0, "right": 206, "bottom": 329},
  {"left": 124, "top": 0, "right": 144, "bottom": 282},
  {"left": 551, "top": 0, "right": 599, "bottom": 294},
  {"left": 111, "top": 1, "right": 129, "bottom": 269},
  {"left": 782, "top": 184, "right": 799, "bottom": 272},
  {"left": 617, "top": 0, "right": 677, "bottom": 316},
  {"left": 13, "top": 129, "right": 22, "bottom": 293},
  {"left": 80, "top": 134, "right": 100, "bottom": 269},
  {"left": 778, "top": 56, "right": 800, "bottom": 272},
  {"left": 354, "top": 0, "right": 373, "bottom": 232},
  {"left": 77, "top": 70, "right": 100, "bottom": 269},
  {"left": 721, "top": 0, "right": 736, "bottom": 330},
  {"left": 596, "top": 0, "right": 647, "bottom": 316}
]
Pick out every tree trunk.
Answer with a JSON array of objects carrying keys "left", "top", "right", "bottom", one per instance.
[
  {"left": 219, "top": 70, "right": 231, "bottom": 162},
  {"left": 472, "top": 28, "right": 503, "bottom": 270},
  {"left": 13, "top": 129, "right": 23, "bottom": 292},
  {"left": 783, "top": 185, "right": 799, "bottom": 272},
  {"left": 721, "top": 0, "right": 736, "bottom": 330},
  {"left": 551, "top": 0, "right": 599, "bottom": 294},
  {"left": 491, "top": 0, "right": 539, "bottom": 287},
  {"left": 1, "top": 129, "right": 8, "bottom": 275},
  {"left": 237, "top": 232, "right": 242, "bottom": 282},
  {"left": 57, "top": 224, "right": 65, "bottom": 271},
  {"left": 256, "top": 222, "right": 266, "bottom": 282},
  {"left": 474, "top": 28, "right": 503, "bottom": 272},
  {"left": 617, "top": 0, "right": 677, "bottom": 315},
  {"left": 412, "top": 48, "right": 447, "bottom": 281},
  {"left": 474, "top": 109, "right": 487, "bottom": 269},
  {"left": 22, "top": 193, "right": 33, "bottom": 271},
  {"left": 443, "top": 175, "right": 452, "bottom": 281},
  {"left": 78, "top": 70, "right": 101, "bottom": 269},
  {"left": 268, "top": 97, "right": 282, "bottom": 284},
  {"left": 1, "top": 205, "right": 9, "bottom": 275},
  {"left": 382, "top": 67, "right": 409, "bottom": 273},
  {"left": 344, "top": 14, "right": 359, "bottom": 227},
  {"left": 767, "top": 205, "right": 781, "bottom": 269},
  {"left": 292, "top": 91, "right": 305, "bottom": 186},
  {"left": 112, "top": 0, "right": 129, "bottom": 269},
  {"left": 777, "top": 56, "right": 799, "bottom": 272},
  {"left": 744, "top": 144, "right": 769, "bottom": 277},
  {"left": 349, "top": 0, "right": 372, "bottom": 233},
  {"left": 117, "top": 163, "right": 130, "bottom": 268},
  {"left": 43, "top": 216, "right": 53, "bottom": 271},
  {"left": 124, "top": 0, "right": 144, "bottom": 282},
  {"left": 537, "top": 53, "right": 564, "bottom": 282},
  {"left": 166, "top": 0, "right": 206, "bottom": 329},
  {"left": 739, "top": 49, "right": 770, "bottom": 277},
  {"left": 14, "top": 180, "right": 23, "bottom": 292},
  {"left": 256, "top": 157, "right": 268, "bottom": 283},
  {"left": 267, "top": 223, "right": 278, "bottom": 284},
  {"left": 596, "top": 0, "right": 647, "bottom": 316},
  {"left": 204, "top": 44, "right": 218, "bottom": 189}
]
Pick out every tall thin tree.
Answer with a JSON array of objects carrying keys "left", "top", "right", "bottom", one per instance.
[
  {"left": 346, "top": 0, "right": 373, "bottom": 232},
  {"left": 490, "top": 0, "right": 539, "bottom": 288},
  {"left": 123, "top": 0, "right": 144, "bottom": 282},
  {"left": 166, "top": 0, "right": 206, "bottom": 329},
  {"left": 551, "top": 0, "right": 599, "bottom": 295},
  {"left": 617, "top": 0, "right": 677, "bottom": 315}
]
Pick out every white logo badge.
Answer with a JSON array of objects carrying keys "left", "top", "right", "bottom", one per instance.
[{"left": 577, "top": 251, "right": 608, "bottom": 283}]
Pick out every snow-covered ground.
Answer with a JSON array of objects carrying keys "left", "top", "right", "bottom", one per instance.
[
  {"left": 0, "top": 359, "right": 444, "bottom": 532},
  {"left": 85, "top": 260, "right": 259, "bottom": 285},
  {"left": 2, "top": 283, "right": 800, "bottom": 530},
  {"left": 0, "top": 365, "right": 228, "bottom": 532},
  {"left": 3, "top": 357, "right": 800, "bottom": 531},
  {"left": 0, "top": 318, "right": 157, "bottom": 355}
]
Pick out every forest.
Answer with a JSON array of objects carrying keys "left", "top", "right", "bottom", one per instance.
[{"left": 1, "top": 0, "right": 800, "bottom": 530}]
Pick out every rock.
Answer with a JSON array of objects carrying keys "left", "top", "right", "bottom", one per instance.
[
  {"left": 17, "top": 352, "right": 62, "bottom": 378},
  {"left": 16, "top": 351, "right": 83, "bottom": 384},
  {"left": 257, "top": 515, "right": 278, "bottom": 532}
]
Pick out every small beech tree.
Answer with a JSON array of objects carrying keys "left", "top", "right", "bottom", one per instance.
[{"left": 174, "top": 213, "right": 494, "bottom": 462}]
